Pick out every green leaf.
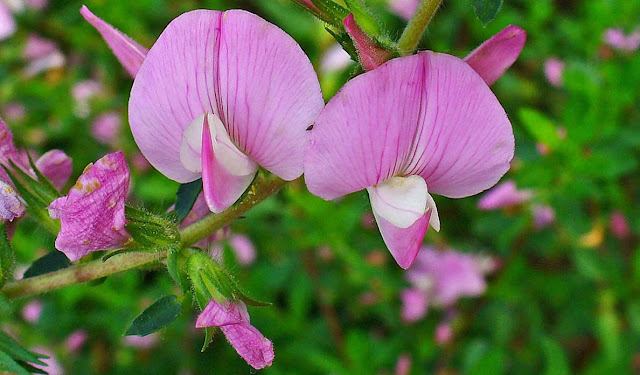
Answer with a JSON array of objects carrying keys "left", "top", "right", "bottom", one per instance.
[
  {"left": 0, "top": 224, "right": 15, "bottom": 287},
  {"left": 167, "top": 247, "right": 191, "bottom": 293},
  {"left": 23, "top": 251, "right": 71, "bottom": 279},
  {"left": 472, "top": 0, "right": 503, "bottom": 26},
  {"left": 518, "top": 108, "right": 563, "bottom": 150},
  {"left": 0, "top": 331, "right": 47, "bottom": 366},
  {"left": 125, "top": 295, "right": 182, "bottom": 336},
  {"left": 0, "top": 294, "right": 12, "bottom": 319},
  {"left": 175, "top": 179, "right": 203, "bottom": 223},
  {"left": 541, "top": 337, "right": 570, "bottom": 375},
  {"left": 0, "top": 350, "right": 30, "bottom": 375}
]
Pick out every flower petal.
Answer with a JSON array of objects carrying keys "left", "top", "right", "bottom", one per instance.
[
  {"left": 196, "top": 300, "right": 274, "bottom": 370},
  {"left": 36, "top": 150, "right": 72, "bottom": 190},
  {"left": 305, "top": 54, "right": 426, "bottom": 200},
  {"left": 201, "top": 115, "right": 257, "bottom": 213},
  {"left": 80, "top": 6, "right": 148, "bottom": 77},
  {"left": 0, "top": 180, "right": 25, "bottom": 222},
  {"left": 129, "top": 10, "right": 323, "bottom": 183},
  {"left": 464, "top": 25, "right": 526, "bottom": 86},
  {"left": 477, "top": 180, "right": 532, "bottom": 210},
  {"left": 48, "top": 151, "right": 130, "bottom": 261},
  {"left": 0, "top": 2, "right": 16, "bottom": 41},
  {"left": 374, "top": 210, "right": 430, "bottom": 269},
  {"left": 367, "top": 175, "right": 427, "bottom": 229},
  {"left": 400, "top": 288, "right": 428, "bottom": 323}
]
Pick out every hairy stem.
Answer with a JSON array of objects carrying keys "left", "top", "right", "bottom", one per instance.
[
  {"left": 2, "top": 173, "right": 287, "bottom": 299},
  {"left": 397, "top": 0, "right": 443, "bottom": 55}
]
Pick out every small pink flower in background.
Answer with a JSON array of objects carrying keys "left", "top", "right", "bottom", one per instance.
[
  {"left": 603, "top": 28, "right": 640, "bottom": 52},
  {"left": 91, "top": 111, "right": 122, "bottom": 145},
  {"left": 31, "top": 347, "right": 63, "bottom": 375},
  {"left": 72, "top": 79, "right": 102, "bottom": 118},
  {"left": 24, "top": 0, "right": 48, "bottom": 11},
  {"left": 124, "top": 332, "right": 159, "bottom": 349},
  {"left": 65, "top": 329, "right": 88, "bottom": 353},
  {"left": 132, "top": 152, "right": 151, "bottom": 173},
  {"left": 395, "top": 354, "right": 412, "bottom": 375},
  {"left": 532, "top": 204, "right": 555, "bottom": 230},
  {"left": 21, "top": 300, "right": 43, "bottom": 323},
  {"left": 0, "top": 180, "right": 25, "bottom": 222},
  {"left": 435, "top": 322, "right": 453, "bottom": 346},
  {"left": 0, "top": 2, "right": 16, "bottom": 41},
  {"left": 48, "top": 151, "right": 130, "bottom": 261},
  {"left": 544, "top": 57, "right": 565, "bottom": 87},
  {"left": 401, "top": 288, "right": 428, "bottom": 323},
  {"left": 229, "top": 234, "right": 256, "bottom": 265},
  {"left": 3, "top": 102, "right": 26, "bottom": 122},
  {"left": 22, "top": 34, "right": 65, "bottom": 77},
  {"left": 196, "top": 299, "right": 274, "bottom": 370},
  {"left": 389, "top": 0, "right": 419, "bottom": 20},
  {"left": 360, "top": 211, "right": 376, "bottom": 230},
  {"left": 306, "top": 44, "right": 519, "bottom": 267},
  {"left": 36, "top": 150, "right": 73, "bottom": 190},
  {"left": 320, "top": 43, "right": 352, "bottom": 75},
  {"left": 610, "top": 211, "right": 630, "bottom": 239},
  {"left": 478, "top": 180, "right": 533, "bottom": 211},
  {"left": 536, "top": 142, "right": 550, "bottom": 156}
]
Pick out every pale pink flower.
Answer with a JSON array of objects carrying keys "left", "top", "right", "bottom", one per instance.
[
  {"left": 603, "top": 28, "right": 640, "bottom": 52},
  {"left": 91, "top": 111, "right": 122, "bottom": 144},
  {"left": 3, "top": 102, "right": 25, "bottom": 121},
  {"left": 72, "top": 79, "right": 102, "bottom": 117},
  {"left": 124, "top": 332, "right": 158, "bottom": 349},
  {"left": 0, "top": 2, "right": 16, "bottom": 41},
  {"left": 435, "top": 322, "right": 453, "bottom": 345},
  {"left": 36, "top": 149, "right": 73, "bottom": 190},
  {"left": 23, "top": 34, "right": 65, "bottom": 77},
  {"left": 196, "top": 299, "right": 274, "bottom": 369},
  {"left": 477, "top": 180, "right": 533, "bottom": 211},
  {"left": 24, "top": 0, "right": 48, "bottom": 11},
  {"left": 610, "top": 211, "right": 630, "bottom": 239},
  {"left": 21, "top": 300, "right": 42, "bottom": 323},
  {"left": 401, "top": 288, "right": 428, "bottom": 323},
  {"left": 532, "top": 204, "right": 555, "bottom": 230},
  {"left": 48, "top": 151, "right": 130, "bottom": 261},
  {"left": 389, "top": 0, "right": 419, "bottom": 20},
  {"left": 544, "top": 58, "right": 564, "bottom": 87},
  {"left": 395, "top": 354, "right": 412, "bottom": 375},
  {"left": 65, "top": 329, "right": 88, "bottom": 353},
  {"left": 229, "top": 234, "right": 256, "bottom": 265},
  {"left": 132, "top": 152, "right": 151, "bottom": 172}
]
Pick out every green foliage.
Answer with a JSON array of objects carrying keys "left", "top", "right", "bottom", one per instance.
[
  {"left": 174, "top": 179, "right": 203, "bottom": 223},
  {"left": 125, "top": 295, "right": 182, "bottom": 337},
  {"left": 0, "top": 224, "right": 14, "bottom": 287},
  {"left": 472, "top": 0, "right": 504, "bottom": 26},
  {"left": 23, "top": 251, "right": 71, "bottom": 279}
]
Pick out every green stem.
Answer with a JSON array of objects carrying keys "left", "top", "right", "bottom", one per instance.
[
  {"left": 1, "top": 173, "right": 287, "bottom": 299},
  {"left": 396, "top": 0, "right": 443, "bottom": 55}
]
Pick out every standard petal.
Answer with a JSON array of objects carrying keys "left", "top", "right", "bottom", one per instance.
[
  {"left": 36, "top": 150, "right": 72, "bottom": 190},
  {"left": 374, "top": 210, "right": 430, "bottom": 269},
  {"left": 402, "top": 52, "right": 514, "bottom": 198},
  {"left": 80, "top": 6, "right": 148, "bottom": 77},
  {"left": 464, "top": 25, "right": 526, "bottom": 86},
  {"left": 201, "top": 116, "right": 257, "bottom": 213},
  {"left": 129, "top": 10, "right": 323, "bottom": 183},
  {"left": 367, "top": 175, "right": 427, "bottom": 229},
  {"left": 305, "top": 54, "right": 426, "bottom": 200}
]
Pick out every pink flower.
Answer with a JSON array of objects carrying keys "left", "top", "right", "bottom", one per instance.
[
  {"left": 25, "top": 0, "right": 48, "bottom": 11},
  {"left": 80, "top": 6, "right": 148, "bottom": 77},
  {"left": 72, "top": 79, "right": 102, "bottom": 117},
  {"left": 3, "top": 102, "right": 26, "bottom": 121},
  {"left": 65, "top": 329, "right": 88, "bottom": 353},
  {"left": 402, "top": 247, "right": 490, "bottom": 322},
  {"left": 196, "top": 299, "right": 274, "bottom": 370},
  {"left": 0, "top": 2, "right": 16, "bottom": 41},
  {"left": 544, "top": 58, "right": 565, "bottom": 87},
  {"left": 21, "top": 300, "right": 43, "bottom": 323},
  {"left": 31, "top": 347, "right": 63, "bottom": 375},
  {"left": 229, "top": 234, "right": 257, "bottom": 265},
  {"left": 389, "top": 0, "right": 419, "bottom": 20},
  {"left": 610, "top": 211, "right": 630, "bottom": 239},
  {"left": 305, "top": 51, "right": 515, "bottom": 268},
  {"left": 113, "top": 10, "right": 323, "bottom": 214},
  {"left": 477, "top": 180, "right": 533, "bottom": 211},
  {"left": 91, "top": 112, "right": 122, "bottom": 145},
  {"left": 23, "top": 34, "right": 65, "bottom": 77},
  {"left": 0, "top": 180, "right": 25, "bottom": 222},
  {"left": 532, "top": 204, "right": 555, "bottom": 230},
  {"left": 124, "top": 332, "right": 159, "bottom": 349},
  {"left": 395, "top": 354, "right": 412, "bottom": 375},
  {"left": 434, "top": 322, "right": 453, "bottom": 345},
  {"left": 603, "top": 28, "right": 640, "bottom": 52},
  {"left": 36, "top": 150, "right": 73, "bottom": 190},
  {"left": 132, "top": 152, "right": 151, "bottom": 172},
  {"left": 48, "top": 151, "right": 130, "bottom": 261}
]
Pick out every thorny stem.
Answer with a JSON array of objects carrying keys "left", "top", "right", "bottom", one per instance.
[
  {"left": 396, "top": 0, "right": 444, "bottom": 55},
  {"left": 1, "top": 173, "right": 287, "bottom": 299}
]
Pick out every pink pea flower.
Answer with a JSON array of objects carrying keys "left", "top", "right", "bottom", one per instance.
[
  {"left": 532, "top": 204, "right": 555, "bottom": 230},
  {"left": 603, "top": 28, "right": 640, "bottom": 52},
  {"left": 544, "top": 58, "right": 565, "bottom": 87},
  {"left": 91, "top": 111, "right": 122, "bottom": 145},
  {"left": 83, "top": 8, "right": 323, "bottom": 214},
  {"left": 23, "top": 34, "right": 65, "bottom": 77},
  {"left": 21, "top": 300, "right": 43, "bottom": 323},
  {"left": 388, "top": 0, "right": 419, "bottom": 20},
  {"left": 305, "top": 51, "right": 515, "bottom": 268},
  {"left": 196, "top": 299, "right": 274, "bottom": 370},
  {"left": 31, "top": 347, "right": 63, "bottom": 375},
  {"left": 65, "top": 329, "right": 88, "bottom": 353},
  {"left": 0, "top": 180, "right": 25, "bottom": 222},
  {"left": 229, "top": 234, "right": 256, "bottom": 265},
  {"left": 610, "top": 211, "right": 630, "bottom": 239},
  {"left": 395, "top": 354, "right": 412, "bottom": 375},
  {"left": 477, "top": 180, "right": 533, "bottom": 211},
  {"left": 36, "top": 150, "right": 73, "bottom": 190},
  {"left": 124, "top": 332, "right": 159, "bottom": 349},
  {"left": 48, "top": 151, "right": 130, "bottom": 261},
  {"left": 0, "top": 2, "right": 16, "bottom": 41}
]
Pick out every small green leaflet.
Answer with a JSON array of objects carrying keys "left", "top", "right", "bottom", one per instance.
[
  {"left": 472, "top": 0, "right": 503, "bottom": 26},
  {"left": 0, "top": 223, "right": 14, "bottom": 287},
  {"left": 175, "top": 179, "right": 203, "bottom": 223},
  {"left": 23, "top": 251, "right": 71, "bottom": 279},
  {"left": 125, "top": 295, "right": 182, "bottom": 336}
]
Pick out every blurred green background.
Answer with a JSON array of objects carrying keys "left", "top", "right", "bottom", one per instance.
[{"left": 1, "top": 0, "right": 640, "bottom": 373}]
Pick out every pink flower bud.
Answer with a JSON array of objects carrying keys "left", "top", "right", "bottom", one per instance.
[
  {"left": 610, "top": 211, "right": 630, "bottom": 239},
  {"left": 395, "top": 354, "right": 412, "bottom": 375},
  {"left": 65, "top": 329, "right": 88, "bottom": 353},
  {"left": 343, "top": 14, "right": 390, "bottom": 71},
  {"left": 91, "top": 112, "right": 122, "bottom": 145},
  {"left": 36, "top": 150, "right": 72, "bottom": 190}
]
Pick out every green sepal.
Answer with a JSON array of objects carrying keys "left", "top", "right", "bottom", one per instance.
[
  {"left": 167, "top": 247, "right": 192, "bottom": 293},
  {"left": 124, "top": 205, "right": 181, "bottom": 252},
  {"left": 343, "top": 0, "right": 381, "bottom": 37},
  {"left": 0, "top": 224, "right": 15, "bottom": 287},
  {"left": 0, "top": 331, "right": 48, "bottom": 366},
  {"left": 310, "top": 0, "right": 350, "bottom": 29}
]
